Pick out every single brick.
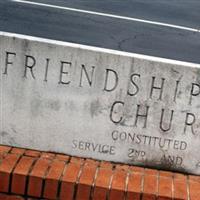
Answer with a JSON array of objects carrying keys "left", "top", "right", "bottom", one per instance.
[
  {"left": 109, "top": 169, "right": 127, "bottom": 200},
  {"left": 159, "top": 171, "right": 173, "bottom": 178},
  {"left": 0, "top": 151, "right": 7, "bottom": 161},
  {"left": 70, "top": 157, "right": 84, "bottom": 165},
  {"left": 0, "top": 150, "right": 9, "bottom": 161},
  {"left": 129, "top": 166, "right": 145, "bottom": 174},
  {"left": 0, "top": 153, "right": 20, "bottom": 192},
  {"left": 189, "top": 175, "right": 200, "bottom": 182},
  {"left": 189, "top": 176, "right": 200, "bottom": 200},
  {"left": 158, "top": 176, "right": 172, "bottom": 200},
  {"left": 145, "top": 168, "right": 158, "bottom": 176},
  {"left": 12, "top": 156, "right": 35, "bottom": 195},
  {"left": 27, "top": 198, "right": 40, "bottom": 200},
  {"left": 0, "top": 153, "right": 3, "bottom": 161},
  {"left": 55, "top": 154, "right": 70, "bottom": 162},
  {"left": 11, "top": 148, "right": 25, "bottom": 155},
  {"left": 41, "top": 152, "right": 56, "bottom": 160},
  {"left": 127, "top": 172, "right": 143, "bottom": 200},
  {"left": 85, "top": 158, "right": 99, "bottom": 166},
  {"left": 0, "top": 145, "right": 11, "bottom": 153},
  {"left": 60, "top": 162, "right": 82, "bottom": 200},
  {"left": 25, "top": 149, "right": 41, "bottom": 158},
  {"left": 76, "top": 163, "right": 98, "bottom": 200},
  {"left": 100, "top": 161, "right": 113, "bottom": 169},
  {"left": 27, "top": 158, "right": 51, "bottom": 197},
  {"left": 115, "top": 164, "right": 129, "bottom": 171},
  {"left": 174, "top": 173, "right": 186, "bottom": 180},
  {"left": 142, "top": 169, "right": 158, "bottom": 200},
  {"left": 0, "top": 193, "right": 25, "bottom": 200},
  {"left": 173, "top": 173, "right": 187, "bottom": 200},
  {"left": 27, "top": 198, "right": 39, "bottom": 200},
  {"left": 93, "top": 167, "right": 113, "bottom": 200},
  {"left": 43, "top": 159, "right": 66, "bottom": 199}
]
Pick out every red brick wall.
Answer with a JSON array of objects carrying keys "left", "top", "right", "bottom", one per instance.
[{"left": 0, "top": 145, "right": 199, "bottom": 200}]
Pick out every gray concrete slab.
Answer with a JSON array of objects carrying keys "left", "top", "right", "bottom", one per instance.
[{"left": 1, "top": 32, "right": 200, "bottom": 175}]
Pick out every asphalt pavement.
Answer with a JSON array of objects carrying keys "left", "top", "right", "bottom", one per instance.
[{"left": 0, "top": 0, "right": 200, "bottom": 63}]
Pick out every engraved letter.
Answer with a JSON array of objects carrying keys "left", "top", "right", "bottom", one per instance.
[
  {"left": 150, "top": 77, "right": 165, "bottom": 100},
  {"left": 189, "top": 83, "right": 200, "bottom": 105},
  {"left": 134, "top": 105, "right": 149, "bottom": 128},
  {"left": 44, "top": 58, "right": 50, "bottom": 82},
  {"left": 160, "top": 109, "right": 174, "bottom": 132},
  {"left": 24, "top": 55, "right": 36, "bottom": 79},
  {"left": 104, "top": 69, "right": 118, "bottom": 92},
  {"left": 127, "top": 73, "right": 141, "bottom": 96},
  {"left": 184, "top": 113, "right": 196, "bottom": 135},
  {"left": 173, "top": 80, "right": 180, "bottom": 102},
  {"left": 58, "top": 61, "right": 72, "bottom": 84},
  {"left": 110, "top": 101, "right": 124, "bottom": 124},
  {"left": 4, "top": 52, "right": 16, "bottom": 75},
  {"left": 79, "top": 65, "right": 95, "bottom": 87}
]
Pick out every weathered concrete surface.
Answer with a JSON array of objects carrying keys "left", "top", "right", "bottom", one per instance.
[{"left": 0, "top": 32, "right": 200, "bottom": 175}]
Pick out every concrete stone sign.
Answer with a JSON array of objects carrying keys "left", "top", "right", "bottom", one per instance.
[{"left": 0, "top": 32, "right": 200, "bottom": 175}]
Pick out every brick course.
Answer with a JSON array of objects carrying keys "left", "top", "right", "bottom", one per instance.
[{"left": 0, "top": 145, "right": 199, "bottom": 200}]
